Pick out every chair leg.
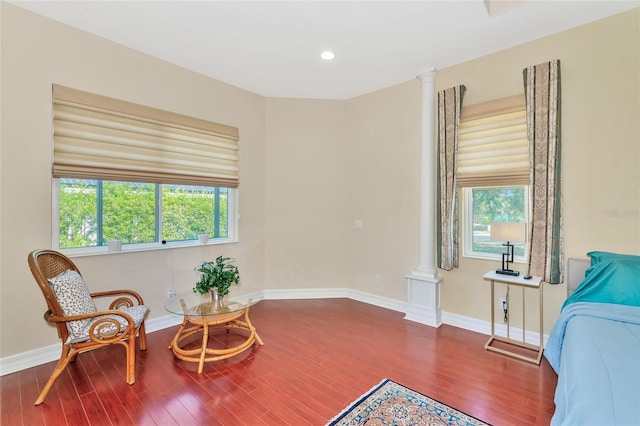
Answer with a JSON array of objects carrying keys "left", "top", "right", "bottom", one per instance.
[
  {"left": 138, "top": 321, "right": 147, "bottom": 351},
  {"left": 126, "top": 331, "right": 137, "bottom": 385},
  {"left": 35, "top": 346, "right": 76, "bottom": 405}
]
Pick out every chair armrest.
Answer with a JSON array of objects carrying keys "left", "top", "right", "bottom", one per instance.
[
  {"left": 46, "top": 309, "right": 136, "bottom": 344},
  {"left": 45, "top": 309, "right": 135, "bottom": 326},
  {"left": 90, "top": 289, "right": 144, "bottom": 309}
]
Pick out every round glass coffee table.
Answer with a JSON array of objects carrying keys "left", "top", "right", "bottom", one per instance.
[{"left": 164, "top": 286, "right": 263, "bottom": 373}]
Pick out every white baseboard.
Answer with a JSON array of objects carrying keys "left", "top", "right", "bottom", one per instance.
[
  {"left": 263, "top": 287, "right": 408, "bottom": 313},
  {"left": 0, "top": 343, "right": 62, "bottom": 376},
  {"left": 0, "top": 288, "right": 546, "bottom": 376},
  {"left": 345, "top": 288, "right": 408, "bottom": 313},
  {"left": 262, "top": 287, "right": 349, "bottom": 300},
  {"left": 0, "top": 314, "right": 183, "bottom": 376},
  {"left": 443, "top": 311, "right": 549, "bottom": 347}
]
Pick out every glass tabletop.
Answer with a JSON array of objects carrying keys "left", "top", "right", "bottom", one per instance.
[{"left": 164, "top": 286, "right": 263, "bottom": 317}]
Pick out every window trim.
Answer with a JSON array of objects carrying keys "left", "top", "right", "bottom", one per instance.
[
  {"left": 52, "top": 179, "right": 239, "bottom": 257},
  {"left": 461, "top": 185, "right": 529, "bottom": 263}
]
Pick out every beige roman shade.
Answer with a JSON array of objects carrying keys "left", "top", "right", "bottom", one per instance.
[
  {"left": 52, "top": 84, "right": 239, "bottom": 187},
  {"left": 457, "top": 94, "right": 528, "bottom": 187}
]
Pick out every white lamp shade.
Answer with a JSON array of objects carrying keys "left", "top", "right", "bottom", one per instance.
[{"left": 490, "top": 222, "right": 526, "bottom": 243}]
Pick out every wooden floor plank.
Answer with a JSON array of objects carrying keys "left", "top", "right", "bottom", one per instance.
[
  {"left": 56, "top": 368, "right": 91, "bottom": 426},
  {"left": 0, "top": 298, "right": 557, "bottom": 425},
  {"left": 78, "top": 391, "right": 111, "bottom": 426},
  {"left": 18, "top": 368, "right": 46, "bottom": 425},
  {"left": 82, "top": 358, "right": 135, "bottom": 426},
  {"left": 34, "top": 363, "right": 67, "bottom": 426},
  {"left": 1, "top": 371, "right": 23, "bottom": 426}
]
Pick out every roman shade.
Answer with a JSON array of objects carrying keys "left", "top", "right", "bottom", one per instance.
[
  {"left": 52, "top": 84, "right": 239, "bottom": 187},
  {"left": 457, "top": 94, "right": 528, "bottom": 187}
]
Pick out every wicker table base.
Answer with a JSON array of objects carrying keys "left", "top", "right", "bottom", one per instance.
[{"left": 169, "top": 307, "right": 263, "bottom": 373}]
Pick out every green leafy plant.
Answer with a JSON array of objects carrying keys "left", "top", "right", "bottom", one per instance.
[{"left": 193, "top": 256, "right": 240, "bottom": 296}]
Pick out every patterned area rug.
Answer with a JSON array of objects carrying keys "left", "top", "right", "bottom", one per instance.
[{"left": 327, "top": 379, "right": 490, "bottom": 426}]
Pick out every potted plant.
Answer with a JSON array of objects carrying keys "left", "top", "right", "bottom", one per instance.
[{"left": 193, "top": 256, "right": 240, "bottom": 299}]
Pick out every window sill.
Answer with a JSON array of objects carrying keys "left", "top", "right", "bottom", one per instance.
[
  {"left": 462, "top": 253, "right": 527, "bottom": 264},
  {"left": 60, "top": 238, "right": 238, "bottom": 258}
]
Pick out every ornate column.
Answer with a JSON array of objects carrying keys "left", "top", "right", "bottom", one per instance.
[{"left": 405, "top": 68, "right": 442, "bottom": 327}]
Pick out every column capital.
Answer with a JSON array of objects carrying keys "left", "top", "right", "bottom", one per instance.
[{"left": 417, "top": 68, "right": 437, "bottom": 81}]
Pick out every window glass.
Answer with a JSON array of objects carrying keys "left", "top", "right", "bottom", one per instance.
[
  {"left": 57, "top": 179, "right": 233, "bottom": 251},
  {"left": 162, "top": 186, "right": 228, "bottom": 241},
  {"left": 103, "top": 181, "right": 156, "bottom": 245},
  {"left": 59, "top": 179, "right": 97, "bottom": 248},
  {"left": 464, "top": 186, "right": 528, "bottom": 260}
]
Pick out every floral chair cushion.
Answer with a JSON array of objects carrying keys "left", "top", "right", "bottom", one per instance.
[
  {"left": 47, "top": 270, "right": 97, "bottom": 342},
  {"left": 76, "top": 305, "right": 150, "bottom": 344}
]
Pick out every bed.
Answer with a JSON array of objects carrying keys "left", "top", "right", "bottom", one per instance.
[{"left": 544, "top": 252, "right": 640, "bottom": 425}]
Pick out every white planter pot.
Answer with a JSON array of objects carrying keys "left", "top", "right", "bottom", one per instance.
[{"left": 107, "top": 239, "right": 122, "bottom": 252}]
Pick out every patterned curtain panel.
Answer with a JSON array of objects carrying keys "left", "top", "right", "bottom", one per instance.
[
  {"left": 437, "top": 85, "right": 466, "bottom": 271},
  {"left": 523, "top": 60, "right": 563, "bottom": 284}
]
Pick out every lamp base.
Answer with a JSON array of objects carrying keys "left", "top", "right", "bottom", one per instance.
[{"left": 496, "top": 269, "right": 520, "bottom": 276}]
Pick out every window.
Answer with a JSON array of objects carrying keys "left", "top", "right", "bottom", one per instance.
[
  {"left": 458, "top": 94, "right": 529, "bottom": 261},
  {"left": 463, "top": 186, "right": 528, "bottom": 261},
  {"left": 56, "top": 179, "right": 236, "bottom": 253},
  {"left": 51, "top": 85, "right": 240, "bottom": 254}
]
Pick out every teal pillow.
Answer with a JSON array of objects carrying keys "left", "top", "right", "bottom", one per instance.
[
  {"left": 588, "top": 251, "right": 640, "bottom": 266},
  {"left": 564, "top": 258, "right": 640, "bottom": 308}
]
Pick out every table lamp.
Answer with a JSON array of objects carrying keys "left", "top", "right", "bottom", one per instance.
[{"left": 490, "top": 222, "right": 526, "bottom": 276}]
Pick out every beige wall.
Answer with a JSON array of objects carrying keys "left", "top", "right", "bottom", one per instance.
[
  {"left": 346, "top": 80, "right": 422, "bottom": 298},
  {"left": 1, "top": 3, "right": 638, "bottom": 360},
  {"left": 264, "top": 98, "right": 352, "bottom": 289},
  {"left": 264, "top": 82, "right": 422, "bottom": 299},
  {"left": 436, "top": 9, "right": 640, "bottom": 332},
  {"left": 0, "top": 3, "right": 266, "bottom": 357}
]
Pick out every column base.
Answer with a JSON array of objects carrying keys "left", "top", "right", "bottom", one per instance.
[{"left": 404, "top": 273, "right": 442, "bottom": 328}]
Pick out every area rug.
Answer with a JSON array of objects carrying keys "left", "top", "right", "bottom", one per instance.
[{"left": 327, "top": 379, "right": 490, "bottom": 426}]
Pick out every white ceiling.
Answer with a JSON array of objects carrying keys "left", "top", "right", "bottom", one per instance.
[{"left": 10, "top": 0, "right": 640, "bottom": 100}]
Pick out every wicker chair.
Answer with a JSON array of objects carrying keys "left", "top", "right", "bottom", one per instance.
[{"left": 27, "top": 249, "right": 149, "bottom": 405}]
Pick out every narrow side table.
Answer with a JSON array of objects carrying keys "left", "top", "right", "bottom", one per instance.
[{"left": 483, "top": 271, "right": 543, "bottom": 365}]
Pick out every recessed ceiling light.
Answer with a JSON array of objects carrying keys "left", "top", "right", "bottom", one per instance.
[{"left": 320, "top": 50, "right": 335, "bottom": 61}]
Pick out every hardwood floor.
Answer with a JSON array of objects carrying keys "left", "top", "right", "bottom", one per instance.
[{"left": 1, "top": 299, "right": 558, "bottom": 425}]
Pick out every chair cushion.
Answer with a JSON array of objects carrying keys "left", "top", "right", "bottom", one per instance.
[{"left": 48, "top": 270, "right": 97, "bottom": 342}]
